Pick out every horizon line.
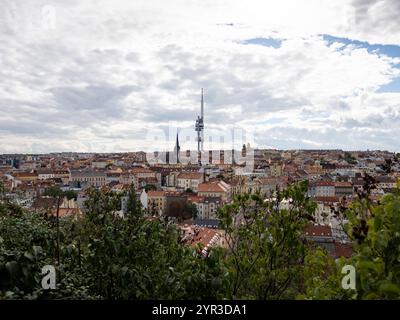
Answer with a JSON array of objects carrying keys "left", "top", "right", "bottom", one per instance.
[{"left": 0, "top": 148, "right": 396, "bottom": 156}]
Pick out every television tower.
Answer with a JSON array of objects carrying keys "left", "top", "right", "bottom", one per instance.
[{"left": 195, "top": 88, "right": 205, "bottom": 165}]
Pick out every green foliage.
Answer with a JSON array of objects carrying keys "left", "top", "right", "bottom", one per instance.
[
  {"left": 341, "top": 152, "right": 357, "bottom": 164},
  {"left": 2, "top": 178, "right": 400, "bottom": 300},
  {"left": 1, "top": 184, "right": 227, "bottom": 300},
  {"left": 144, "top": 184, "right": 157, "bottom": 192},
  {"left": 346, "top": 189, "right": 400, "bottom": 299},
  {"left": 0, "top": 206, "right": 55, "bottom": 299},
  {"left": 185, "top": 202, "right": 198, "bottom": 220},
  {"left": 45, "top": 186, "right": 77, "bottom": 201},
  {"left": 125, "top": 183, "right": 142, "bottom": 218},
  {"left": 84, "top": 187, "right": 122, "bottom": 219},
  {"left": 217, "top": 181, "right": 316, "bottom": 299},
  {"left": 63, "top": 190, "right": 78, "bottom": 201},
  {"left": 298, "top": 248, "right": 354, "bottom": 300},
  {"left": 44, "top": 186, "right": 64, "bottom": 198},
  {"left": 0, "top": 181, "right": 6, "bottom": 197},
  {"left": 302, "top": 184, "right": 400, "bottom": 300},
  {"left": 79, "top": 216, "right": 226, "bottom": 299}
]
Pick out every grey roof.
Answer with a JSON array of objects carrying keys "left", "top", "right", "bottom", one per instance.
[
  {"left": 194, "top": 219, "right": 220, "bottom": 229},
  {"left": 70, "top": 169, "right": 106, "bottom": 177}
]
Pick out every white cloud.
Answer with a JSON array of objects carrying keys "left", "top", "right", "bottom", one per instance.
[{"left": 0, "top": 0, "right": 400, "bottom": 153}]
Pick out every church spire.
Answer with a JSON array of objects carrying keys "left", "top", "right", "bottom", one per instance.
[{"left": 174, "top": 132, "right": 180, "bottom": 164}]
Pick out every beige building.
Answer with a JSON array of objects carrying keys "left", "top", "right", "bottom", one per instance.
[
  {"left": 269, "top": 162, "right": 282, "bottom": 177},
  {"left": 130, "top": 167, "right": 156, "bottom": 179},
  {"left": 176, "top": 172, "right": 204, "bottom": 192},
  {"left": 146, "top": 190, "right": 186, "bottom": 216},
  {"left": 119, "top": 172, "right": 135, "bottom": 185},
  {"left": 147, "top": 190, "right": 167, "bottom": 215},
  {"left": 91, "top": 159, "right": 109, "bottom": 169},
  {"left": 12, "top": 172, "right": 38, "bottom": 182},
  {"left": 376, "top": 176, "right": 397, "bottom": 190},
  {"left": 334, "top": 181, "right": 353, "bottom": 198},
  {"left": 198, "top": 181, "right": 231, "bottom": 203},
  {"left": 36, "top": 169, "right": 55, "bottom": 180},
  {"left": 69, "top": 170, "right": 107, "bottom": 188}
]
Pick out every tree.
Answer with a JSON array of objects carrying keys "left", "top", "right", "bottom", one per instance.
[
  {"left": 44, "top": 186, "right": 64, "bottom": 265},
  {"left": 0, "top": 205, "right": 55, "bottom": 299},
  {"left": 64, "top": 190, "right": 78, "bottom": 201},
  {"left": 76, "top": 186, "right": 226, "bottom": 299},
  {"left": 44, "top": 186, "right": 62, "bottom": 198},
  {"left": 0, "top": 181, "right": 6, "bottom": 201},
  {"left": 217, "top": 181, "right": 316, "bottom": 299},
  {"left": 6, "top": 177, "right": 400, "bottom": 300},
  {"left": 1, "top": 184, "right": 227, "bottom": 300},
  {"left": 345, "top": 186, "right": 400, "bottom": 299},
  {"left": 125, "top": 183, "right": 142, "bottom": 218},
  {"left": 380, "top": 158, "right": 394, "bottom": 174},
  {"left": 185, "top": 202, "right": 198, "bottom": 220},
  {"left": 298, "top": 247, "right": 354, "bottom": 300},
  {"left": 302, "top": 181, "right": 400, "bottom": 300},
  {"left": 144, "top": 184, "right": 157, "bottom": 192},
  {"left": 342, "top": 152, "right": 357, "bottom": 165}
]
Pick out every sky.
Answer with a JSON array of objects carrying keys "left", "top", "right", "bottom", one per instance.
[{"left": 1, "top": 0, "right": 400, "bottom": 154}]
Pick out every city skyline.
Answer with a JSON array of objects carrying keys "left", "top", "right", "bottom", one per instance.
[
  {"left": 1, "top": 0, "right": 400, "bottom": 153},
  {"left": 2, "top": 1, "right": 400, "bottom": 306}
]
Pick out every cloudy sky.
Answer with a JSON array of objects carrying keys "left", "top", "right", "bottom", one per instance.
[{"left": 1, "top": 0, "right": 400, "bottom": 153}]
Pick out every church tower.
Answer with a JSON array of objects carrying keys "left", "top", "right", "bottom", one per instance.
[{"left": 174, "top": 132, "right": 180, "bottom": 164}]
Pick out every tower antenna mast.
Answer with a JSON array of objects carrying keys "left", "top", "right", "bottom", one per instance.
[
  {"left": 201, "top": 88, "right": 204, "bottom": 151},
  {"left": 195, "top": 88, "right": 205, "bottom": 165}
]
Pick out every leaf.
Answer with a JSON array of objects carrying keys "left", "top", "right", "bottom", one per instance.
[
  {"left": 378, "top": 281, "right": 400, "bottom": 296},
  {"left": 33, "top": 245, "right": 42, "bottom": 258},
  {"left": 6, "top": 261, "right": 19, "bottom": 276},
  {"left": 24, "top": 252, "right": 34, "bottom": 261},
  {"left": 121, "top": 266, "right": 129, "bottom": 276},
  {"left": 22, "top": 266, "right": 29, "bottom": 277}
]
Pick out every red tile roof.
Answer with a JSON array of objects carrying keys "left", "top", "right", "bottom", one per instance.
[
  {"left": 198, "top": 182, "right": 225, "bottom": 193},
  {"left": 334, "top": 242, "right": 353, "bottom": 258},
  {"left": 50, "top": 208, "right": 81, "bottom": 218},
  {"left": 334, "top": 181, "right": 353, "bottom": 187},
  {"left": 147, "top": 190, "right": 181, "bottom": 197},
  {"left": 315, "top": 181, "right": 335, "bottom": 187},
  {"left": 13, "top": 172, "right": 38, "bottom": 178},
  {"left": 147, "top": 190, "right": 166, "bottom": 197},
  {"left": 314, "top": 196, "right": 340, "bottom": 203},
  {"left": 304, "top": 225, "right": 332, "bottom": 237},
  {"left": 130, "top": 167, "right": 154, "bottom": 174},
  {"left": 187, "top": 195, "right": 205, "bottom": 203},
  {"left": 177, "top": 172, "right": 203, "bottom": 180}
]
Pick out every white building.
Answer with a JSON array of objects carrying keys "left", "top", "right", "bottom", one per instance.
[
  {"left": 36, "top": 169, "right": 55, "bottom": 180},
  {"left": 176, "top": 172, "right": 204, "bottom": 192}
]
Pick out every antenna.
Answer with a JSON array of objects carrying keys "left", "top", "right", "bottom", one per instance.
[
  {"left": 195, "top": 88, "right": 205, "bottom": 165},
  {"left": 201, "top": 88, "right": 204, "bottom": 151}
]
